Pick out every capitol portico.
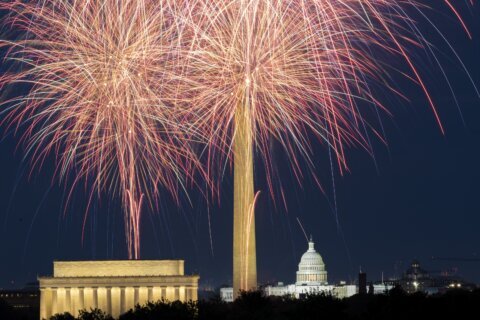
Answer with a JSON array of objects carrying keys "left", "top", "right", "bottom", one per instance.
[{"left": 38, "top": 260, "right": 199, "bottom": 319}]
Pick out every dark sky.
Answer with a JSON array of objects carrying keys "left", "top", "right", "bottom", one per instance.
[{"left": 1, "top": 3, "right": 479, "bottom": 290}]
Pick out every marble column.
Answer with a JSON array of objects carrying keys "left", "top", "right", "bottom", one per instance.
[
  {"left": 166, "top": 286, "right": 174, "bottom": 301},
  {"left": 92, "top": 287, "right": 98, "bottom": 309},
  {"left": 65, "top": 288, "right": 72, "bottom": 315},
  {"left": 84, "top": 288, "right": 92, "bottom": 310},
  {"left": 70, "top": 288, "right": 77, "bottom": 317},
  {"left": 120, "top": 287, "right": 126, "bottom": 313},
  {"left": 147, "top": 287, "right": 153, "bottom": 303},
  {"left": 134, "top": 287, "right": 140, "bottom": 306},
  {"left": 111, "top": 287, "right": 120, "bottom": 318},
  {"left": 51, "top": 288, "right": 58, "bottom": 315},
  {"left": 179, "top": 286, "right": 186, "bottom": 302},
  {"left": 138, "top": 287, "right": 147, "bottom": 306},
  {"left": 191, "top": 287, "right": 198, "bottom": 301},
  {"left": 106, "top": 287, "right": 112, "bottom": 315},
  {"left": 78, "top": 288, "right": 85, "bottom": 314},
  {"left": 174, "top": 287, "right": 180, "bottom": 301},
  {"left": 40, "top": 288, "right": 46, "bottom": 320},
  {"left": 185, "top": 287, "right": 192, "bottom": 302},
  {"left": 97, "top": 287, "right": 106, "bottom": 313},
  {"left": 56, "top": 288, "right": 65, "bottom": 314},
  {"left": 152, "top": 287, "right": 162, "bottom": 302}
]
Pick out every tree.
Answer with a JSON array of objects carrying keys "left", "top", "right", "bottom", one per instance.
[
  {"left": 77, "top": 308, "right": 114, "bottom": 320},
  {"left": 119, "top": 300, "right": 197, "bottom": 320},
  {"left": 49, "top": 312, "right": 75, "bottom": 320}
]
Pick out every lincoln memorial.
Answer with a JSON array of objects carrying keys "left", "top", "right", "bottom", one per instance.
[{"left": 38, "top": 260, "right": 199, "bottom": 319}]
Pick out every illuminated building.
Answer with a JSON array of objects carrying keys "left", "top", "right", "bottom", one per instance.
[
  {"left": 221, "top": 238, "right": 356, "bottom": 301},
  {"left": 399, "top": 260, "right": 473, "bottom": 294},
  {"left": 38, "top": 260, "right": 199, "bottom": 319},
  {"left": 296, "top": 237, "right": 328, "bottom": 285}
]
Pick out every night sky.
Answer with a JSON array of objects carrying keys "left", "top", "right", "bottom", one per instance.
[{"left": 1, "top": 3, "right": 480, "bottom": 290}]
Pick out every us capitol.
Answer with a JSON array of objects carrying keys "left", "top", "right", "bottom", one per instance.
[{"left": 221, "top": 237, "right": 357, "bottom": 302}]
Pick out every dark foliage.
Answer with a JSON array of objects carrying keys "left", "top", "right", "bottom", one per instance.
[
  {"left": 119, "top": 299, "right": 196, "bottom": 320},
  {"left": 37, "top": 288, "right": 480, "bottom": 320},
  {"left": 50, "top": 312, "right": 76, "bottom": 320},
  {"left": 197, "top": 294, "right": 230, "bottom": 320},
  {"left": 350, "top": 288, "right": 480, "bottom": 320},
  {"left": 0, "top": 298, "right": 35, "bottom": 320},
  {"left": 0, "top": 298, "right": 20, "bottom": 319},
  {"left": 49, "top": 308, "right": 114, "bottom": 320}
]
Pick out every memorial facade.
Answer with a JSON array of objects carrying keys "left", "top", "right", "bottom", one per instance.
[{"left": 38, "top": 260, "right": 199, "bottom": 319}]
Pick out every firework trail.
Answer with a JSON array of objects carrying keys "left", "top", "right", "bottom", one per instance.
[
  {"left": 180, "top": 0, "right": 474, "bottom": 295},
  {"left": 0, "top": 0, "right": 203, "bottom": 259}
]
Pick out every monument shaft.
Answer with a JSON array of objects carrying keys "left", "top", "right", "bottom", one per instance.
[{"left": 233, "top": 95, "right": 257, "bottom": 298}]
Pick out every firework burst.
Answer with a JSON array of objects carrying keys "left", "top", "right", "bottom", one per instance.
[
  {"left": 0, "top": 0, "right": 202, "bottom": 259},
  {"left": 184, "top": 0, "right": 474, "bottom": 180},
  {"left": 180, "top": 0, "right": 474, "bottom": 295}
]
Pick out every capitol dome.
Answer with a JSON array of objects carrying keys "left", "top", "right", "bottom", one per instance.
[{"left": 296, "top": 237, "right": 328, "bottom": 285}]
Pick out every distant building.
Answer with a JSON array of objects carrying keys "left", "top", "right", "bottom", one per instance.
[
  {"left": 0, "top": 283, "right": 40, "bottom": 319},
  {"left": 221, "top": 238, "right": 356, "bottom": 302},
  {"left": 399, "top": 260, "right": 474, "bottom": 294},
  {"left": 38, "top": 260, "right": 199, "bottom": 319},
  {"left": 369, "top": 281, "right": 396, "bottom": 295},
  {"left": 220, "top": 287, "right": 233, "bottom": 302}
]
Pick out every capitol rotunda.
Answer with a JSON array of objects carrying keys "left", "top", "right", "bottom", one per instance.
[{"left": 296, "top": 237, "right": 328, "bottom": 285}]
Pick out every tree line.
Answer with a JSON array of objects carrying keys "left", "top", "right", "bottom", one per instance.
[{"left": 2, "top": 286, "right": 480, "bottom": 320}]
